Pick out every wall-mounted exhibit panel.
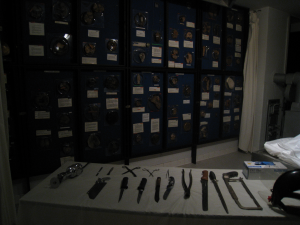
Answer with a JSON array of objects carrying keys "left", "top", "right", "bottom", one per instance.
[
  {"left": 80, "top": 0, "right": 121, "bottom": 65},
  {"left": 25, "top": 70, "right": 77, "bottom": 175},
  {"left": 79, "top": 71, "right": 123, "bottom": 163},
  {"left": 22, "top": 0, "right": 75, "bottom": 64},
  {"left": 201, "top": 2, "right": 222, "bottom": 70},
  {"left": 222, "top": 75, "right": 243, "bottom": 137},
  {"left": 167, "top": 2, "right": 196, "bottom": 69},
  {"left": 199, "top": 74, "right": 222, "bottom": 143},
  {"left": 166, "top": 73, "right": 194, "bottom": 149},
  {"left": 225, "top": 8, "right": 245, "bottom": 71},
  {"left": 130, "top": 0, "right": 164, "bottom": 67},
  {"left": 131, "top": 72, "right": 163, "bottom": 156}
]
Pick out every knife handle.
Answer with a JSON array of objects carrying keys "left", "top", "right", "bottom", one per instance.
[
  {"left": 156, "top": 177, "right": 161, "bottom": 186},
  {"left": 201, "top": 170, "right": 208, "bottom": 181},
  {"left": 223, "top": 171, "right": 238, "bottom": 179},
  {"left": 121, "top": 177, "right": 128, "bottom": 189},
  {"left": 209, "top": 171, "right": 216, "bottom": 181},
  {"left": 138, "top": 178, "right": 147, "bottom": 190}
]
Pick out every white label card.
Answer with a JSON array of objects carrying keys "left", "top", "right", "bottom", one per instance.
[
  {"left": 213, "top": 36, "right": 220, "bottom": 45},
  {"left": 202, "top": 92, "right": 210, "bottom": 100},
  {"left": 152, "top": 58, "right": 162, "bottom": 64},
  {"left": 87, "top": 90, "right": 98, "bottom": 98},
  {"left": 223, "top": 116, "right": 231, "bottom": 123},
  {"left": 29, "top": 45, "right": 44, "bottom": 56},
  {"left": 36, "top": 130, "right": 51, "bottom": 136},
  {"left": 85, "top": 122, "right": 98, "bottom": 132},
  {"left": 184, "top": 41, "right": 193, "bottom": 48},
  {"left": 213, "top": 85, "right": 220, "bottom": 92},
  {"left": 236, "top": 38, "right": 241, "bottom": 45},
  {"left": 227, "top": 23, "right": 233, "bottom": 29},
  {"left": 236, "top": 25, "right": 242, "bottom": 32},
  {"left": 213, "top": 100, "right": 219, "bottom": 108},
  {"left": 168, "top": 88, "right": 179, "bottom": 93},
  {"left": 136, "top": 30, "right": 145, "bottom": 37},
  {"left": 88, "top": 30, "right": 100, "bottom": 38},
  {"left": 234, "top": 108, "right": 240, "bottom": 113},
  {"left": 202, "top": 34, "right": 209, "bottom": 41},
  {"left": 151, "top": 118, "right": 160, "bottom": 133},
  {"left": 200, "top": 101, "right": 207, "bottom": 106},
  {"left": 152, "top": 47, "right": 162, "bottom": 57},
  {"left": 235, "top": 87, "right": 243, "bottom": 91},
  {"left": 183, "top": 100, "right": 190, "bottom": 104},
  {"left": 224, "top": 92, "right": 232, "bottom": 96},
  {"left": 133, "top": 87, "right": 144, "bottom": 94},
  {"left": 168, "top": 120, "right": 178, "bottom": 128},
  {"left": 55, "top": 21, "right": 68, "bottom": 25},
  {"left": 205, "top": 113, "right": 211, "bottom": 118},
  {"left": 107, "top": 54, "right": 118, "bottom": 61},
  {"left": 186, "top": 22, "right": 195, "bottom": 28},
  {"left": 235, "top": 45, "right": 241, "bottom": 52},
  {"left": 183, "top": 113, "right": 191, "bottom": 120},
  {"left": 224, "top": 110, "right": 230, "bottom": 114},
  {"left": 169, "top": 40, "right": 179, "bottom": 48},
  {"left": 235, "top": 52, "right": 241, "bottom": 58},
  {"left": 82, "top": 57, "right": 97, "bottom": 64},
  {"left": 235, "top": 115, "right": 240, "bottom": 121},
  {"left": 58, "top": 98, "right": 72, "bottom": 108},
  {"left": 35, "top": 111, "right": 50, "bottom": 119},
  {"left": 58, "top": 130, "right": 73, "bottom": 138},
  {"left": 175, "top": 63, "right": 183, "bottom": 68},
  {"left": 200, "top": 122, "right": 208, "bottom": 126},
  {"left": 168, "top": 61, "right": 175, "bottom": 68},
  {"left": 132, "top": 107, "right": 145, "bottom": 113},
  {"left": 106, "top": 98, "right": 118, "bottom": 109},
  {"left": 133, "top": 123, "right": 144, "bottom": 134},
  {"left": 149, "top": 87, "right": 160, "bottom": 92},
  {"left": 106, "top": 92, "right": 117, "bottom": 95},
  {"left": 29, "top": 22, "right": 45, "bottom": 36},
  {"left": 142, "top": 113, "right": 149, "bottom": 122},
  {"left": 212, "top": 61, "right": 219, "bottom": 68},
  {"left": 132, "top": 42, "right": 146, "bottom": 47}
]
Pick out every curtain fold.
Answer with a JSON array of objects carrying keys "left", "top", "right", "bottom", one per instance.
[
  {"left": 0, "top": 39, "right": 17, "bottom": 224},
  {"left": 239, "top": 11, "right": 259, "bottom": 153}
]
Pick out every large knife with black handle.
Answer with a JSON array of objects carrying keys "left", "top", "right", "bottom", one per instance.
[
  {"left": 209, "top": 171, "right": 229, "bottom": 214},
  {"left": 201, "top": 170, "right": 208, "bottom": 211},
  {"left": 155, "top": 177, "right": 161, "bottom": 202}
]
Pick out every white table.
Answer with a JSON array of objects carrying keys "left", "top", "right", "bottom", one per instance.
[{"left": 17, "top": 162, "right": 299, "bottom": 225}]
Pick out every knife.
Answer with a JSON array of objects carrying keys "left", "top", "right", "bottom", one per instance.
[
  {"left": 118, "top": 177, "right": 128, "bottom": 202},
  {"left": 209, "top": 171, "right": 228, "bottom": 214},
  {"left": 137, "top": 178, "right": 147, "bottom": 204},
  {"left": 201, "top": 170, "right": 208, "bottom": 211},
  {"left": 163, "top": 176, "right": 175, "bottom": 200},
  {"left": 155, "top": 177, "right": 161, "bottom": 202},
  {"left": 107, "top": 167, "right": 114, "bottom": 175}
]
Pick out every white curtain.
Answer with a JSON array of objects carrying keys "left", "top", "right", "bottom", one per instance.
[
  {"left": 0, "top": 39, "right": 17, "bottom": 224},
  {"left": 239, "top": 11, "right": 259, "bottom": 153}
]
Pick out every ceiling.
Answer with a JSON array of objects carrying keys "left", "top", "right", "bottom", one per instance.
[{"left": 233, "top": 0, "right": 300, "bottom": 20}]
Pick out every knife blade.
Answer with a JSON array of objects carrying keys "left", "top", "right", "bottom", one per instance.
[
  {"left": 155, "top": 177, "right": 161, "bottom": 202},
  {"left": 107, "top": 167, "right": 114, "bottom": 175},
  {"left": 201, "top": 170, "right": 208, "bottom": 211},
  {"left": 118, "top": 177, "right": 128, "bottom": 202},
  {"left": 137, "top": 178, "right": 147, "bottom": 204},
  {"left": 209, "top": 171, "right": 228, "bottom": 214},
  {"left": 163, "top": 176, "right": 175, "bottom": 200}
]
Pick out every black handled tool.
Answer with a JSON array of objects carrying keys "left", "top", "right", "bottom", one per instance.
[
  {"left": 201, "top": 170, "right": 208, "bottom": 211},
  {"left": 118, "top": 177, "right": 128, "bottom": 202},
  {"left": 209, "top": 171, "right": 228, "bottom": 214},
  {"left": 182, "top": 169, "right": 192, "bottom": 199},
  {"left": 137, "top": 178, "right": 147, "bottom": 204},
  {"left": 163, "top": 176, "right": 175, "bottom": 200},
  {"left": 122, "top": 166, "right": 140, "bottom": 177},
  {"left": 155, "top": 177, "right": 161, "bottom": 202},
  {"left": 107, "top": 167, "right": 114, "bottom": 175},
  {"left": 96, "top": 167, "right": 103, "bottom": 176}
]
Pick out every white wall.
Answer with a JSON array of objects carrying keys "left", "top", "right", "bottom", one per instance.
[{"left": 252, "top": 7, "right": 290, "bottom": 151}]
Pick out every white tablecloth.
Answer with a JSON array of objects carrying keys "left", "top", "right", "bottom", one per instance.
[{"left": 17, "top": 162, "right": 299, "bottom": 225}]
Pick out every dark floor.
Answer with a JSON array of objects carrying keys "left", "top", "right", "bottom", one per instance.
[{"left": 180, "top": 150, "right": 252, "bottom": 169}]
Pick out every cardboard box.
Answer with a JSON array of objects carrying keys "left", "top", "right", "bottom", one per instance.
[{"left": 242, "top": 161, "right": 287, "bottom": 180}]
